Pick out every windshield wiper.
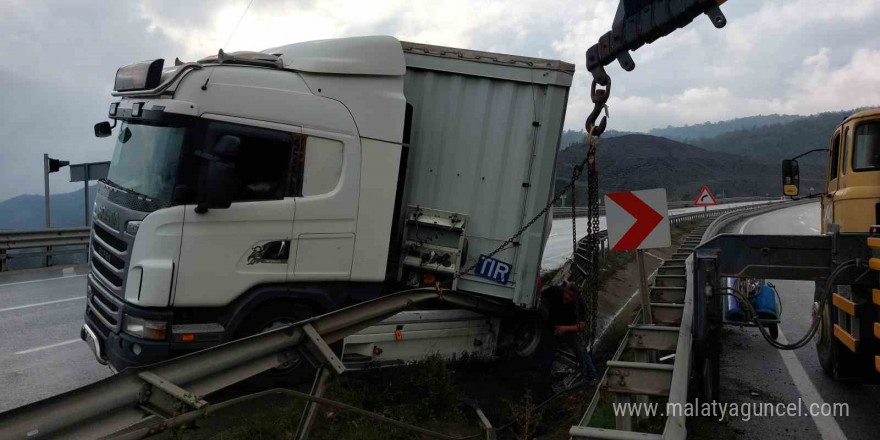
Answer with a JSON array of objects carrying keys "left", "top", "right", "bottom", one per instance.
[{"left": 100, "top": 178, "right": 153, "bottom": 200}]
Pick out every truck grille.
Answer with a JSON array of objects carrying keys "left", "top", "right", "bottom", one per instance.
[
  {"left": 93, "top": 224, "right": 127, "bottom": 252},
  {"left": 87, "top": 275, "right": 123, "bottom": 332},
  {"left": 91, "top": 223, "right": 129, "bottom": 296}
]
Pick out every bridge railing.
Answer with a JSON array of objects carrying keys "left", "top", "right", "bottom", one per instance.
[{"left": 0, "top": 228, "right": 90, "bottom": 272}]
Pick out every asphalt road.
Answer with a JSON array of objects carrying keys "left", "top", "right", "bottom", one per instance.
[
  {"left": 0, "top": 267, "right": 112, "bottom": 412},
  {"left": 692, "top": 201, "right": 879, "bottom": 440}
]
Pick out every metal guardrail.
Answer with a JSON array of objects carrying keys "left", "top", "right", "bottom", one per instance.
[
  {"left": 0, "top": 287, "right": 513, "bottom": 440},
  {"left": 574, "top": 201, "right": 783, "bottom": 259},
  {"left": 569, "top": 198, "right": 804, "bottom": 440},
  {"left": 551, "top": 197, "right": 780, "bottom": 219},
  {"left": 0, "top": 228, "right": 90, "bottom": 272}
]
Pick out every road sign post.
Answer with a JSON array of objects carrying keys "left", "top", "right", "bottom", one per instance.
[
  {"left": 43, "top": 154, "right": 70, "bottom": 267},
  {"left": 605, "top": 188, "right": 671, "bottom": 325},
  {"left": 70, "top": 161, "right": 110, "bottom": 227},
  {"left": 635, "top": 249, "right": 651, "bottom": 324}
]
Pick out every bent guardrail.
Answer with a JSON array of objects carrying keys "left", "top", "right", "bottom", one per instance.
[{"left": 0, "top": 288, "right": 511, "bottom": 440}]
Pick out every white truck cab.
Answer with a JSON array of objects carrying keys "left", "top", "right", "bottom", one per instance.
[{"left": 83, "top": 36, "right": 573, "bottom": 372}]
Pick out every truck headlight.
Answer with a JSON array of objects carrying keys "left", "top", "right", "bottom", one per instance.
[
  {"left": 122, "top": 314, "right": 167, "bottom": 340},
  {"left": 125, "top": 221, "right": 141, "bottom": 236}
]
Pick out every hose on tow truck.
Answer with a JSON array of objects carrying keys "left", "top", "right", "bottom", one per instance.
[{"left": 718, "top": 259, "right": 867, "bottom": 350}]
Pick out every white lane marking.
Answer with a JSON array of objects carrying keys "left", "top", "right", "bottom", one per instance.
[
  {"left": 0, "top": 274, "right": 86, "bottom": 288},
  {"left": 14, "top": 339, "right": 81, "bottom": 355},
  {"left": 777, "top": 328, "right": 848, "bottom": 440},
  {"left": 738, "top": 215, "right": 760, "bottom": 234},
  {"left": 595, "top": 268, "right": 659, "bottom": 344},
  {"left": 810, "top": 227, "right": 820, "bottom": 233},
  {"left": 0, "top": 296, "right": 86, "bottom": 313}
]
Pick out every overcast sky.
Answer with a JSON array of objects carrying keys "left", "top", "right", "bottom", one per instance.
[{"left": 1, "top": 0, "right": 879, "bottom": 201}]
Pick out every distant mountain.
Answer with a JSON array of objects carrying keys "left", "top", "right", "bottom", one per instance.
[
  {"left": 555, "top": 134, "right": 825, "bottom": 201},
  {"left": 691, "top": 109, "right": 867, "bottom": 165},
  {"left": 648, "top": 114, "right": 803, "bottom": 142},
  {"left": 0, "top": 186, "right": 96, "bottom": 230},
  {"left": 560, "top": 129, "right": 640, "bottom": 150}
]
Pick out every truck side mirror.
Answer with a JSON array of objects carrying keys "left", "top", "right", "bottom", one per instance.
[
  {"left": 94, "top": 121, "right": 113, "bottom": 138},
  {"left": 782, "top": 159, "right": 799, "bottom": 197},
  {"left": 196, "top": 135, "right": 240, "bottom": 213}
]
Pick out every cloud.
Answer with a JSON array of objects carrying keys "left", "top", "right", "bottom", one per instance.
[
  {"left": 609, "top": 46, "right": 880, "bottom": 131},
  {"left": 1, "top": 0, "right": 880, "bottom": 200}
]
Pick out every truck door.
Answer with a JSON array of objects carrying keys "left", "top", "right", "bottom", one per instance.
[
  {"left": 824, "top": 129, "right": 842, "bottom": 229},
  {"left": 287, "top": 128, "right": 360, "bottom": 281},
  {"left": 174, "top": 117, "right": 301, "bottom": 307}
]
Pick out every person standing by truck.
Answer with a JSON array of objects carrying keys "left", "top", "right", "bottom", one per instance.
[{"left": 538, "top": 281, "right": 599, "bottom": 386}]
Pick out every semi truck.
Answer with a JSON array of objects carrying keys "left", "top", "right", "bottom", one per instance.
[{"left": 82, "top": 36, "right": 575, "bottom": 373}]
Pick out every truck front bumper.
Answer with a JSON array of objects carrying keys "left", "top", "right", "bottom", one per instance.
[{"left": 84, "top": 275, "right": 172, "bottom": 371}]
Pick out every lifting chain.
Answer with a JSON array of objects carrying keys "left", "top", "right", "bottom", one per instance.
[{"left": 572, "top": 77, "right": 610, "bottom": 350}]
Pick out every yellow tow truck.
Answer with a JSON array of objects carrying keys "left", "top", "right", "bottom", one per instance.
[{"left": 783, "top": 108, "right": 880, "bottom": 379}]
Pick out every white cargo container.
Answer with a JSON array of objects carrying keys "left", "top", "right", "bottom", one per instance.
[{"left": 83, "top": 36, "right": 574, "bottom": 372}]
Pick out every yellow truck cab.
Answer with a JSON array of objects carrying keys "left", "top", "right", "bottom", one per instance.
[{"left": 822, "top": 108, "right": 880, "bottom": 233}]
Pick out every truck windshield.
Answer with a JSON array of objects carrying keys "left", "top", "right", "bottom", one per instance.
[
  {"left": 853, "top": 122, "right": 880, "bottom": 172},
  {"left": 106, "top": 122, "right": 186, "bottom": 202}
]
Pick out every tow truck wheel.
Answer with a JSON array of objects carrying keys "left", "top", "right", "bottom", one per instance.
[
  {"left": 235, "top": 302, "right": 318, "bottom": 385},
  {"left": 695, "top": 350, "right": 720, "bottom": 402},
  {"left": 815, "top": 283, "right": 857, "bottom": 380}
]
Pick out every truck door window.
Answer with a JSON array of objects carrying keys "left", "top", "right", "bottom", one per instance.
[
  {"left": 841, "top": 127, "right": 849, "bottom": 175},
  {"left": 853, "top": 122, "right": 880, "bottom": 172},
  {"left": 829, "top": 132, "right": 840, "bottom": 181},
  {"left": 301, "top": 136, "right": 344, "bottom": 196},
  {"left": 204, "top": 121, "right": 302, "bottom": 201}
]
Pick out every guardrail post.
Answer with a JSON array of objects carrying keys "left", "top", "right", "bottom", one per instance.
[
  {"left": 45, "top": 245, "right": 53, "bottom": 268},
  {"left": 295, "top": 367, "right": 332, "bottom": 440},
  {"left": 0, "top": 250, "right": 7, "bottom": 272}
]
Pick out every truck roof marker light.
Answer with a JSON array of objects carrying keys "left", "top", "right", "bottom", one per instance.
[
  {"left": 108, "top": 102, "right": 119, "bottom": 117},
  {"left": 181, "top": 334, "right": 195, "bottom": 342},
  {"left": 131, "top": 102, "right": 144, "bottom": 117}
]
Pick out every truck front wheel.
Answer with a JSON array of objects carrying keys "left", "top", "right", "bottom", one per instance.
[{"left": 235, "top": 302, "right": 318, "bottom": 385}]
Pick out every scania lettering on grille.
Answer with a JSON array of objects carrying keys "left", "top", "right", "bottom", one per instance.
[{"left": 95, "top": 204, "right": 119, "bottom": 229}]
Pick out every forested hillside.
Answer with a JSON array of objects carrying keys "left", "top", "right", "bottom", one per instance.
[
  {"left": 555, "top": 134, "right": 825, "bottom": 201},
  {"left": 648, "top": 114, "right": 802, "bottom": 142},
  {"left": 691, "top": 109, "right": 860, "bottom": 165}
]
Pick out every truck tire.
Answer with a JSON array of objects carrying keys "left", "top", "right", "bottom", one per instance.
[
  {"left": 513, "top": 316, "right": 543, "bottom": 358},
  {"left": 234, "top": 302, "right": 318, "bottom": 386},
  {"left": 694, "top": 349, "right": 720, "bottom": 402},
  {"left": 815, "top": 282, "right": 857, "bottom": 380}
]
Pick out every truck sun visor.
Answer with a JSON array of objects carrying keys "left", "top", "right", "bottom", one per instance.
[{"left": 114, "top": 59, "right": 164, "bottom": 92}]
